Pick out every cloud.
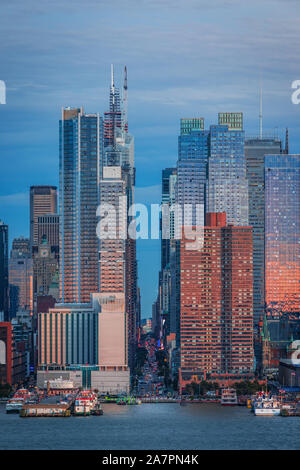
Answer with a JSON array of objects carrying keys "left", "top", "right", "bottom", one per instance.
[{"left": 0, "top": 192, "right": 28, "bottom": 206}]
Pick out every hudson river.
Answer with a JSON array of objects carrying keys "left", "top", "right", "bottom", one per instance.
[{"left": 1, "top": 403, "right": 300, "bottom": 450}]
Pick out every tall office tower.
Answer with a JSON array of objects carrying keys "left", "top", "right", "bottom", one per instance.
[
  {"left": 179, "top": 213, "right": 254, "bottom": 390},
  {"left": 33, "top": 239, "right": 59, "bottom": 303},
  {"left": 0, "top": 221, "right": 8, "bottom": 321},
  {"left": 9, "top": 237, "right": 33, "bottom": 318},
  {"left": 101, "top": 66, "right": 138, "bottom": 370},
  {"left": 30, "top": 186, "right": 57, "bottom": 247},
  {"left": 59, "top": 107, "right": 101, "bottom": 303},
  {"left": 207, "top": 115, "right": 249, "bottom": 226},
  {"left": 265, "top": 154, "right": 300, "bottom": 315},
  {"left": 157, "top": 168, "right": 177, "bottom": 339},
  {"left": 171, "top": 121, "right": 210, "bottom": 346},
  {"left": 176, "top": 120, "right": 209, "bottom": 228},
  {"left": 37, "top": 214, "right": 59, "bottom": 248},
  {"left": 245, "top": 137, "right": 283, "bottom": 325},
  {"left": 161, "top": 168, "right": 177, "bottom": 270}
]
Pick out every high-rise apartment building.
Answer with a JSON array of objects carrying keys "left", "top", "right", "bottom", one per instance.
[
  {"left": 179, "top": 213, "right": 254, "bottom": 389},
  {"left": 30, "top": 186, "right": 57, "bottom": 247},
  {"left": 245, "top": 137, "right": 283, "bottom": 325},
  {"left": 207, "top": 118, "right": 249, "bottom": 226},
  {"left": 265, "top": 154, "right": 300, "bottom": 315},
  {"left": 9, "top": 237, "right": 33, "bottom": 317},
  {"left": 59, "top": 107, "right": 101, "bottom": 303},
  {"left": 0, "top": 221, "right": 8, "bottom": 321}
]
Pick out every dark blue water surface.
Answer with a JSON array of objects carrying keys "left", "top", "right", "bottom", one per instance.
[{"left": 1, "top": 403, "right": 299, "bottom": 450}]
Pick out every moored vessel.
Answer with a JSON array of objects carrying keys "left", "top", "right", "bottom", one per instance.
[
  {"left": 221, "top": 388, "right": 238, "bottom": 405},
  {"left": 6, "top": 388, "right": 31, "bottom": 413}
]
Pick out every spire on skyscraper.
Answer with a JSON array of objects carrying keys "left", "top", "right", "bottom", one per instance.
[{"left": 259, "top": 80, "right": 263, "bottom": 139}]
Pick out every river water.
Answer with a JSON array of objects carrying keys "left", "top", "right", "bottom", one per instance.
[{"left": 0, "top": 402, "right": 299, "bottom": 450}]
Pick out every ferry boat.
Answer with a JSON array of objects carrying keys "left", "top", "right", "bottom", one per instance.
[
  {"left": 6, "top": 388, "right": 31, "bottom": 413},
  {"left": 254, "top": 395, "right": 280, "bottom": 416},
  {"left": 73, "top": 390, "right": 98, "bottom": 416},
  {"left": 221, "top": 388, "right": 238, "bottom": 405}
]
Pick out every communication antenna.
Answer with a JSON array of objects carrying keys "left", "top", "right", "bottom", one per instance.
[{"left": 259, "top": 80, "right": 263, "bottom": 139}]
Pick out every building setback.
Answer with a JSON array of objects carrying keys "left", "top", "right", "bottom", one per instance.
[{"left": 179, "top": 213, "right": 254, "bottom": 389}]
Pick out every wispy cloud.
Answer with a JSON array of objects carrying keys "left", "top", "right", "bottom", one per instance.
[{"left": 0, "top": 192, "right": 28, "bottom": 206}]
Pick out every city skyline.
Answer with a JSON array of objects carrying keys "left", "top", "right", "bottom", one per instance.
[{"left": 1, "top": 1, "right": 300, "bottom": 315}]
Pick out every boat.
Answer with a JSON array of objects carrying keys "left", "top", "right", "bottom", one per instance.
[
  {"left": 73, "top": 390, "right": 98, "bottom": 416},
  {"left": 91, "top": 403, "right": 104, "bottom": 415},
  {"left": 117, "top": 399, "right": 127, "bottom": 405},
  {"left": 254, "top": 395, "right": 281, "bottom": 416},
  {"left": 221, "top": 388, "right": 238, "bottom": 405},
  {"left": 6, "top": 388, "right": 31, "bottom": 413}
]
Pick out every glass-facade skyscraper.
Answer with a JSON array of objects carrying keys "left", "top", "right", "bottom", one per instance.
[
  {"left": 265, "top": 154, "right": 300, "bottom": 315},
  {"left": 59, "top": 107, "right": 101, "bottom": 303},
  {"left": 207, "top": 121, "right": 249, "bottom": 226},
  {"left": 245, "top": 137, "right": 283, "bottom": 325},
  {"left": 0, "top": 221, "right": 8, "bottom": 321}
]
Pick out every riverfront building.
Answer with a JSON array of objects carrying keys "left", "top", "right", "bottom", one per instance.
[{"left": 179, "top": 213, "right": 254, "bottom": 390}]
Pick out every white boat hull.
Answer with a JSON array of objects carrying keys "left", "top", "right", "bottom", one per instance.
[{"left": 255, "top": 408, "right": 280, "bottom": 416}]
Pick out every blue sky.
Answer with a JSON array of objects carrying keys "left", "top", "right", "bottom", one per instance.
[{"left": 1, "top": 0, "right": 300, "bottom": 316}]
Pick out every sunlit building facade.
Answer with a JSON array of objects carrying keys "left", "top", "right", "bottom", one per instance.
[
  {"left": 179, "top": 213, "right": 254, "bottom": 389},
  {"left": 245, "top": 137, "right": 283, "bottom": 325},
  {"left": 265, "top": 154, "right": 300, "bottom": 315}
]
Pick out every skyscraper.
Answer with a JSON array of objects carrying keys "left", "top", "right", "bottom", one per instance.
[
  {"left": 101, "top": 66, "right": 139, "bottom": 370},
  {"left": 0, "top": 221, "right": 8, "bottom": 321},
  {"left": 9, "top": 237, "right": 33, "bottom": 317},
  {"left": 207, "top": 115, "right": 249, "bottom": 226},
  {"left": 245, "top": 137, "right": 283, "bottom": 325},
  {"left": 265, "top": 154, "right": 300, "bottom": 315},
  {"left": 37, "top": 214, "right": 59, "bottom": 248},
  {"left": 30, "top": 186, "right": 57, "bottom": 247},
  {"left": 179, "top": 213, "right": 254, "bottom": 390},
  {"left": 59, "top": 107, "right": 101, "bottom": 303}
]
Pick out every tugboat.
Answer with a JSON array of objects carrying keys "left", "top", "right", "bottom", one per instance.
[
  {"left": 73, "top": 390, "right": 98, "bottom": 416},
  {"left": 221, "top": 388, "right": 238, "bottom": 405}
]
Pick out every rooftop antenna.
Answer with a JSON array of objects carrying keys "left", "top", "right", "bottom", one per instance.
[
  {"left": 111, "top": 63, "right": 115, "bottom": 107},
  {"left": 259, "top": 79, "right": 263, "bottom": 139},
  {"left": 123, "top": 65, "right": 128, "bottom": 136},
  {"left": 285, "top": 128, "right": 289, "bottom": 154}
]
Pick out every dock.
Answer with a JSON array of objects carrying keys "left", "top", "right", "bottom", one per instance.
[{"left": 20, "top": 403, "right": 71, "bottom": 417}]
